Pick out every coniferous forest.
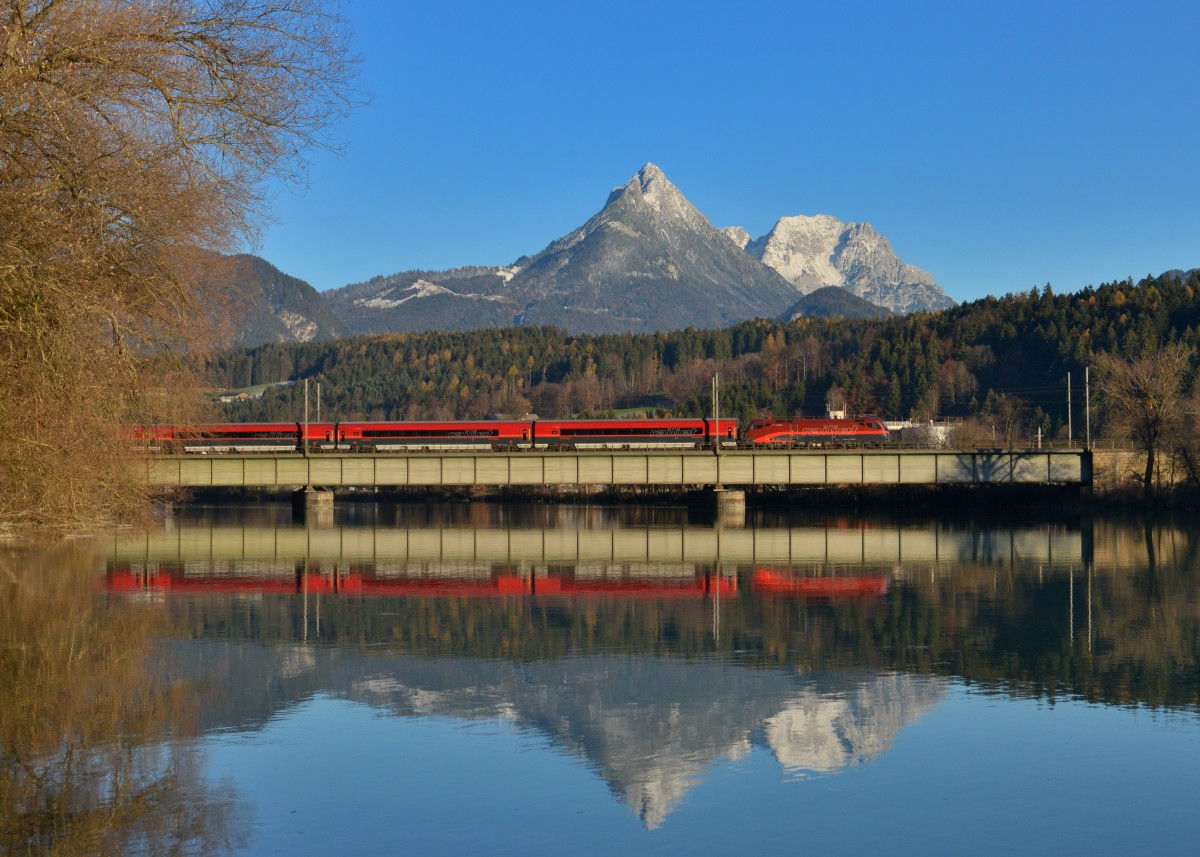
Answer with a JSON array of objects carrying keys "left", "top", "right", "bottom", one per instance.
[{"left": 208, "top": 270, "right": 1200, "bottom": 448}]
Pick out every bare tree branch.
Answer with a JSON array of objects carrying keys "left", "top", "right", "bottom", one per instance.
[
  {"left": 0, "top": 0, "right": 358, "bottom": 527},
  {"left": 1096, "top": 342, "right": 1194, "bottom": 499}
]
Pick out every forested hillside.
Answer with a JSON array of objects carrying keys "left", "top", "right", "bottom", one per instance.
[
  {"left": 783, "top": 286, "right": 893, "bottom": 320},
  {"left": 208, "top": 270, "right": 1200, "bottom": 444}
]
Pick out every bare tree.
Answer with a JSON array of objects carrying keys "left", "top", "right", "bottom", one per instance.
[
  {"left": 0, "top": 1, "right": 356, "bottom": 526},
  {"left": 980, "top": 390, "right": 1026, "bottom": 447},
  {"left": 1097, "top": 343, "right": 1194, "bottom": 498}
]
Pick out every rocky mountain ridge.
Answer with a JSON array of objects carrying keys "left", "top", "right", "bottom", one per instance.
[
  {"left": 218, "top": 164, "right": 953, "bottom": 344},
  {"left": 323, "top": 265, "right": 518, "bottom": 334},
  {"left": 732, "top": 214, "right": 955, "bottom": 313},
  {"left": 185, "top": 251, "right": 346, "bottom": 346},
  {"left": 500, "top": 163, "right": 800, "bottom": 332}
]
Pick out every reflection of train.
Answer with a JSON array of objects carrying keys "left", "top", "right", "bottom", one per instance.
[
  {"left": 105, "top": 566, "right": 888, "bottom": 600},
  {"left": 751, "top": 569, "right": 890, "bottom": 598},
  {"left": 132, "top": 416, "right": 889, "bottom": 453},
  {"left": 105, "top": 566, "right": 738, "bottom": 599},
  {"left": 107, "top": 565, "right": 893, "bottom": 601}
]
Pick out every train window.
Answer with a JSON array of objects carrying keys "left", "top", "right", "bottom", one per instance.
[
  {"left": 553, "top": 425, "right": 693, "bottom": 437},
  {"left": 360, "top": 428, "right": 499, "bottom": 439}
]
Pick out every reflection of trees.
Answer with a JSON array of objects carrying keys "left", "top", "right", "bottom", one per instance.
[
  {"left": 158, "top": 519, "right": 1200, "bottom": 713},
  {"left": 0, "top": 544, "right": 244, "bottom": 855},
  {"left": 913, "top": 521, "right": 1200, "bottom": 708}
]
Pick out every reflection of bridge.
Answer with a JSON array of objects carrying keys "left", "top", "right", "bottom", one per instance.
[
  {"left": 144, "top": 448, "right": 1089, "bottom": 489},
  {"left": 105, "top": 523, "right": 1086, "bottom": 569}
]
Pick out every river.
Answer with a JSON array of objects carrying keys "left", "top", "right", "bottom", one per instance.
[{"left": 3, "top": 502, "right": 1198, "bottom": 854}]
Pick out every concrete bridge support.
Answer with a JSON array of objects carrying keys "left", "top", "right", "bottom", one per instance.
[
  {"left": 293, "top": 487, "right": 334, "bottom": 526},
  {"left": 711, "top": 488, "right": 746, "bottom": 527}
]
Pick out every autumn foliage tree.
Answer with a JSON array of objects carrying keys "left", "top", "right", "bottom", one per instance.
[
  {"left": 1097, "top": 342, "right": 1195, "bottom": 498},
  {"left": 0, "top": 0, "right": 355, "bottom": 526}
]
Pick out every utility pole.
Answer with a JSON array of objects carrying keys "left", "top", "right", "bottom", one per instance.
[
  {"left": 303, "top": 378, "right": 309, "bottom": 458},
  {"left": 1067, "top": 371, "right": 1072, "bottom": 448},
  {"left": 712, "top": 373, "right": 720, "bottom": 456},
  {"left": 1085, "top": 367, "right": 1091, "bottom": 449}
]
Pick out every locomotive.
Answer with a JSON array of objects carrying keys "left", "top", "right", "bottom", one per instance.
[
  {"left": 743, "top": 416, "right": 890, "bottom": 444},
  {"left": 135, "top": 416, "right": 889, "bottom": 453}
]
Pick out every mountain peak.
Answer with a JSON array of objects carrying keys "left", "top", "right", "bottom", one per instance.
[
  {"left": 606, "top": 163, "right": 693, "bottom": 219},
  {"left": 505, "top": 163, "right": 797, "bottom": 333},
  {"left": 740, "top": 214, "right": 955, "bottom": 313},
  {"left": 636, "top": 161, "right": 666, "bottom": 185},
  {"left": 775, "top": 213, "right": 844, "bottom": 232}
]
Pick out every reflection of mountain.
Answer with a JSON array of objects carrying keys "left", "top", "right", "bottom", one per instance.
[
  {"left": 347, "top": 656, "right": 762, "bottom": 828},
  {"left": 117, "top": 512, "right": 1200, "bottom": 831},
  {"left": 161, "top": 641, "right": 943, "bottom": 828},
  {"left": 484, "top": 661, "right": 942, "bottom": 826},
  {"left": 765, "top": 673, "right": 942, "bottom": 775}
]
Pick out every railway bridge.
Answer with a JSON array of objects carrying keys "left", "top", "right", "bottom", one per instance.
[{"left": 145, "top": 447, "right": 1091, "bottom": 509}]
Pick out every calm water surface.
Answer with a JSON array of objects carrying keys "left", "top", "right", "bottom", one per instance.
[{"left": 4, "top": 503, "right": 1200, "bottom": 855}]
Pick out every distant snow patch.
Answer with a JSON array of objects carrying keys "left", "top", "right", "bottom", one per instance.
[
  {"left": 353, "top": 278, "right": 514, "bottom": 309},
  {"left": 355, "top": 279, "right": 454, "bottom": 308}
]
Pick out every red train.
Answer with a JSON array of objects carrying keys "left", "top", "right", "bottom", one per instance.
[
  {"left": 133, "top": 415, "right": 889, "bottom": 453},
  {"left": 134, "top": 417, "right": 741, "bottom": 453},
  {"left": 743, "top": 416, "right": 889, "bottom": 445},
  {"left": 131, "top": 422, "right": 307, "bottom": 453}
]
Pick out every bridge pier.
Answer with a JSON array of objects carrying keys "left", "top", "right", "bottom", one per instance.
[
  {"left": 711, "top": 488, "right": 746, "bottom": 527},
  {"left": 293, "top": 487, "right": 334, "bottom": 526}
]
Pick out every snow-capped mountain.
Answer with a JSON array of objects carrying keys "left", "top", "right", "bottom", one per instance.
[
  {"left": 734, "top": 214, "right": 955, "bottom": 314},
  {"left": 505, "top": 163, "right": 798, "bottom": 333},
  {"left": 307, "top": 164, "right": 955, "bottom": 340}
]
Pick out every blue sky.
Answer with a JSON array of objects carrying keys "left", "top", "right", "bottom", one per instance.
[{"left": 254, "top": 0, "right": 1200, "bottom": 305}]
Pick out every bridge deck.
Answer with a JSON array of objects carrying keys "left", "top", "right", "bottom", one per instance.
[
  {"left": 144, "top": 448, "right": 1090, "bottom": 488},
  {"left": 106, "top": 523, "right": 1085, "bottom": 568}
]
